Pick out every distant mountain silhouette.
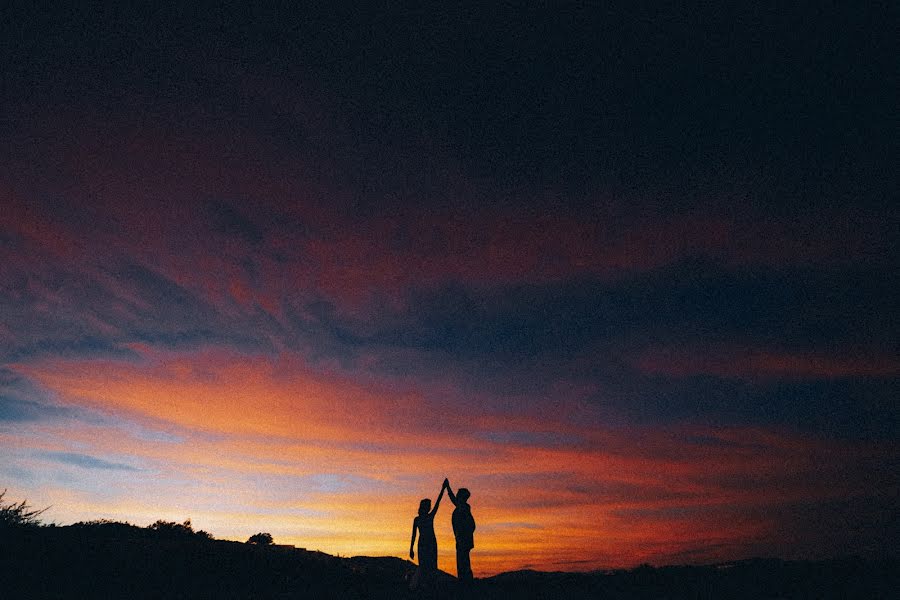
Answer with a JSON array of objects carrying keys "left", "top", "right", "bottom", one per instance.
[{"left": 2, "top": 523, "right": 897, "bottom": 599}]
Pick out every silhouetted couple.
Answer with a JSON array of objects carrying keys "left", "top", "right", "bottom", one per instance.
[{"left": 409, "top": 478, "right": 476, "bottom": 589}]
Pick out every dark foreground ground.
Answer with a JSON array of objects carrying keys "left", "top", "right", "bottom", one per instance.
[{"left": 2, "top": 525, "right": 897, "bottom": 599}]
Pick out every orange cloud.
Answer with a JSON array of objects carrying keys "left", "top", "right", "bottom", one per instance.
[{"left": 7, "top": 348, "right": 893, "bottom": 574}]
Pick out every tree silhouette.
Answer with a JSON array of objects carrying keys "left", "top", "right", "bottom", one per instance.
[
  {"left": 247, "top": 532, "right": 274, "bottom": 545},
  {"left": 0, "top": 489, "right": 49, "bottom": 528}
]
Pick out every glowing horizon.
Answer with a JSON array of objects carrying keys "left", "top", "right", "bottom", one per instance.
[{"left": 4, "top": 343, "right": 894, "bottom": 574}]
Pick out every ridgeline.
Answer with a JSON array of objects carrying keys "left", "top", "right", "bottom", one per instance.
[
  {"left": 3, "top": 523, "right": 897, "bottom": 599},
  {"left": 1, "top": 494, "right": 895, "bottom": 599}
]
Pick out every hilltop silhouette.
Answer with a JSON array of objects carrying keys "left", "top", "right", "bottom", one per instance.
[
  {"left": 4, "top": 524, "right": 896, "bottom": 599},
  {"left": 1, "top": 492, "right": 897, "bottom": 599}
]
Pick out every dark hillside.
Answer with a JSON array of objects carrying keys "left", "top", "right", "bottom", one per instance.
[
  {"left": 2, "top": 524, "right": 426, "bottom": 599},
  {"left": 2, "top": 525, "right": 896, "bottom": 599},
  {"left": 477, "top": 559, "right": 899, "bottom": 599}
]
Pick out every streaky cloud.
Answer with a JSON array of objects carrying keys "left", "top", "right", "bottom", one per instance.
[{"left": 38, "top": 451, "right": 141, "bottom": 472}]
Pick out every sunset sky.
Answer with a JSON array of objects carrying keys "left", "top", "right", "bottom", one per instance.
[{"left": 1, "top": 6, "right": 897, "bottom": 575}]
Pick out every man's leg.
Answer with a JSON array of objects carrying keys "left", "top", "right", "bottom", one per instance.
[{"left": 456, "top": 546, "right": 473, "bottom": 582}]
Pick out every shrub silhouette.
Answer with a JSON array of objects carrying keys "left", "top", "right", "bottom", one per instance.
[
  {"left": 0, "top": 489, "right": 49, "bottom": 528},
  {"left": 70, "top": 519, "right": 151, "bottom": 540},
  {"left": 247, "top": 532, "right": 274, "bottom": 545},
  {"left": 148, "top": 518, "right": 210, "bottom": 539}
]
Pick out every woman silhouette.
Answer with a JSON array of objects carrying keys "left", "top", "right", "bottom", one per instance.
[{"left": 408, "top": 481, "right": 446, "bottom": 588}]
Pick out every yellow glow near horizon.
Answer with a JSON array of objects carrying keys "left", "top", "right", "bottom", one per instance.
[{"left": 5, "top": 350, "right": 885, "bottom": 575}]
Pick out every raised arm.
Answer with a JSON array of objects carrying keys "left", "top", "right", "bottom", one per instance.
[
  {"left": 444, "top": 478, "right": 459, "bottom": 506},
  {"left": 409, "top": 516, "right": 418, "bottom": 559},
  {"left": 430, "top": 482, "right": 446, "bottom": 516}
]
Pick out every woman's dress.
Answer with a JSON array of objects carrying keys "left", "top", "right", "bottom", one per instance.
[{"left": 416, "top": 513, "right": 438, "bottom": 570}]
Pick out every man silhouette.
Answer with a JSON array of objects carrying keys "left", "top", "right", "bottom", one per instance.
[{"left": 443, "top": 478, "right": 476, "bottom": 583}]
